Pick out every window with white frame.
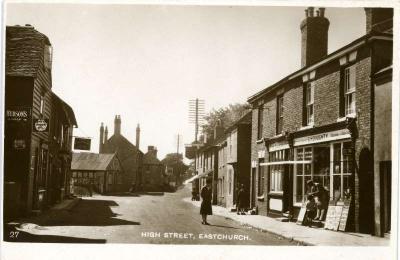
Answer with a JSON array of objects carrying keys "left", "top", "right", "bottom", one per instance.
[
  {"left": 306, "top": 82, "right": 314, "bottom": 125},
  {"left": 293, "top": 141, "right": 353, "bottom": 205},
  {"left": 269, "top": 150, "right": 286, "bottom": 192},
  {"left": 332, "top": 142, "right": 352, "bottom": 202},
  {"left": 294, "top": 147, "right": 313, "bottom": 203},
  {"left": 344, "top": 66, "right": 356, "bottom": 116}
]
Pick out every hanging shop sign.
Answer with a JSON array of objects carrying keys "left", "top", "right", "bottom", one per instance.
[
  {"left": 33, "top": 118, "right": 49, "bottom": 132},
  {"left": 6, "top": 107, "right": 31, "bottom": 122},
  {"left": 74, "top": 137, "right": 91, "bottom": 150},
  {"left": 294, "top": 129, "right": 351, "bottom": 147}
]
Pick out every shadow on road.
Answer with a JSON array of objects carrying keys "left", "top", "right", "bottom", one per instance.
[
  {"left": 7, "top": 199, "right": 141, "bottom": 228},
  {"left": 3, "top": 225, "right": 106, "bottom": 243},
  {"left": 207, "top": 224, "right": 240, "bottom": 230}
]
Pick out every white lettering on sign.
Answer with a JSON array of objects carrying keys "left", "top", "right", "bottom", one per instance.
[
  {"left": 269, "top": 141, "right": 289, "bottom": 152},
  {"left": 257, "top": 150, "right": 265, "bottom": 159},
  {"left": 34, "top": 119, "right": 48, "bottom": 132},
  {"left": 294, "top": 129, "right": 351, "bottom": 147}
]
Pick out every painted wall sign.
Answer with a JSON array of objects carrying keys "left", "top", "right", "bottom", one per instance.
[
  {"left": 294, "top": 129, "right": 351, "bottom": 147},
  {"left": 33, "top": 119, "right": 49, "bottom": 132},
  {"left": 74, "top": 137, "right": 91, "bottom": 150},
  {"left": 269, "top": 141, "right": 289, "bottom": 152},
  {"left": 6, "top": 107, "right": 31, "bottom": 122}
]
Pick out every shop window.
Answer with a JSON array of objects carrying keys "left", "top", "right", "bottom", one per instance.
[
  {"left": 257, "top": 105, "right": 264, "bottom": 140},
  {"left": 276, "top": 95, "right": 284, "bottom": 134},
  {"left": 258, "top": 158, "right": 265, "bottom": 196},
  {"left": 332, "top": 142, "right": 353, "bottom": 202},
  {"left": 269, "top": 150, "right": 286, "bottom": 192},
  {"left": 294, "top": 147, "right": 313, "bottom": 203},
  {"left": 305, "top": 82, "right": 314, "bottom": 126},
  {"left": 294, "top": 142, "right": 353, "bottom": 205}
]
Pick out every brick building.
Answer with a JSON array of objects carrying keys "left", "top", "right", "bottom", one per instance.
[
  {"left": 4, "top": 25, "right": 77, "bottom": 219},
  {"left": 99, "top": 116, "right": 143, "bottom": 191},
  {"left": 247, "top": 7, "right": 392, "bottom": 236},
  {"left": 142, "top": 146, "right": 165, "bottom": 191}
]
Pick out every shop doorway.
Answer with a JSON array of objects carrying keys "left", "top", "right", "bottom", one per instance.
[{"left": 358, "top": 148, "right": 374, "bottom": 234}]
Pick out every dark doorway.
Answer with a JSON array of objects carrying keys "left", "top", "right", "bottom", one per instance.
[
  {"left": 380, "top": 161, "right": 391, "bottom": 235},
  {"left": 358, "top": 148, "right": 374, "bottom": 234},
  {"left": 251, "top": 168, "right": 256, "bottom": 208}
]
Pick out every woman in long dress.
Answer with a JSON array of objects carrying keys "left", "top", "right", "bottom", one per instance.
[{"left": 200, "top": 179, "right": 212, "bottom": 225}]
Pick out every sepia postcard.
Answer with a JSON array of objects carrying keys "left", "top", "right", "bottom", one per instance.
[{"left": 1, "top": 0, "right": 399, "bottom": 259}]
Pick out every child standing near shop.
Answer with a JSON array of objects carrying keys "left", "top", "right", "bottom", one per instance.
[{"left": 304, "top": 195, "right": 317, "bottom": 227}]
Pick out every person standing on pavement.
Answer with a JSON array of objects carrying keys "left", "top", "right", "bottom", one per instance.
[
  {"left": 200, "top": 179, "right": 213, "bottom": 225},
  {"left": 236, "top": 184, "right": 246, "bottom": 215}
]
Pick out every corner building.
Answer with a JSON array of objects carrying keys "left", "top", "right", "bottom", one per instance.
[{"left": 248, "top": 7, "right": 392, "bottom": 236}]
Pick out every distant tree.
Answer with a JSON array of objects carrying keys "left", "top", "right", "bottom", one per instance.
[{"left": 201, "top": 103, "right": 251, "bottom": 139}]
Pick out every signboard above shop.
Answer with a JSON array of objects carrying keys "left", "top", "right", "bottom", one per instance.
[
  {"left": 294, "top": 129, "right": 351, "bottom": 147},
  {"left": 74, "top": 137, "right": 91, "bottom": 150},
  {"left": 33, "top": 118, "right": 49, "bottom": 132},
  {"left": 6, "top": 107, "right": 31, "bottom": 122}
]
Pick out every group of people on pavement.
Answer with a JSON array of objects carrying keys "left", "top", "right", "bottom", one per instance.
[
  {"left": 199, "top": 178, "right": 330, "bottom": 227},
  {"left": 199, "top": 179, "right": 247, "bottom": 225},
  {"left": 303, "top": 180, "right": 330, "bottom": 226}
]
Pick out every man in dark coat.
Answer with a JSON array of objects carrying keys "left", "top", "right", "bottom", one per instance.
[
  {"left": 236, "top": 184, "right": 246, "bottom": 215},
  {"left": 200, "top": 179, "right": 212, "bottom": 225}
]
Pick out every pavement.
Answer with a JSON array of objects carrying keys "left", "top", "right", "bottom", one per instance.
[
  {"left": 3, "top": 186, "right": 298, "bottom": 245},
  {"left": 184, "top": 196, "right": 390, "bottom": 246}
]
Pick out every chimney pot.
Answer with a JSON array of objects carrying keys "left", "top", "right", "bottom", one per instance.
[
  {"left": 308, "top": 7, "right": 314, "bottom": 17},
  {"left": 319, "top": 8, "right": 325, "bottom": 17}
]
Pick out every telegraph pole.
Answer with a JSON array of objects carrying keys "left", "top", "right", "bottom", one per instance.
[{"left": 189, "top": 98, "right": 205, "bottom": 142}]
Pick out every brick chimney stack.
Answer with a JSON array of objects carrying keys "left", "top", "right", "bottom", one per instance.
[
  {"left": 104, "top": 126, "right": 108, "bottom": 143},
  {"left": 148, "top": 145, "right": 157, "bottom": 158},
  {"left": 364, "top": 8, "right": 393, "bottom": 33},
  {"left": 300, "top": 7, "right": 330, "bottom": 67},
  {"left": 136, "top": 124, "right": 140, "bottom": 149},
  {"left": 99, "top": 122, "right": 104, "bottom": 153},
  {"left": 114, "top": 115, "right": 121, "bottom": 136}
]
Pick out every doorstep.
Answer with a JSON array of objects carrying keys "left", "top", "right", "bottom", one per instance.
[{"left": 183, "top": 197, "right": 390, "bottom": 246}]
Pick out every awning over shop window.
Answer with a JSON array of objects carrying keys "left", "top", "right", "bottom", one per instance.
[
  {"left": 183, "top": 170, "right": 213, "bottom": 184},
  {"left": 260, "top": 160, "right": 312, "bottom": 166}
]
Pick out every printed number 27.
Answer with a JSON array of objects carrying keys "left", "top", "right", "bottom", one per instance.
[{"left": 9, "top": 231, "right": 19, "bottom": 238}]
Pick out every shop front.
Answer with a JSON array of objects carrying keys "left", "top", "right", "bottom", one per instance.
[
  {"left": 292, "top": 128, "right": 353, "bottom": 207},
  {"left": 261, "top": 126, "right": 356, "bottom": 228}
]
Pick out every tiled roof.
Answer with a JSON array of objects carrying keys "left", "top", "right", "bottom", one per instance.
[
  {"left": 71, "top": 152, "right": 116, "bottom": 171},
  {"left": 6, "top": 25, "right": 50, "bottom": 77},
  {"left": 103, "top": 134, "right": 143, "bottom": 155}
]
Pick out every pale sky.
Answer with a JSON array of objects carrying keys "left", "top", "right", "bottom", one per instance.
[{"left": 5, "top": 3, "right": 365, "bottom": 160}]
